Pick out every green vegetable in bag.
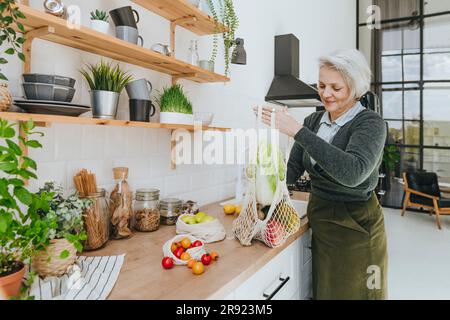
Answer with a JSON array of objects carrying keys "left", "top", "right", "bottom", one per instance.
[{"left": 255, "top": 140, "right": 286, "bottom": 207}]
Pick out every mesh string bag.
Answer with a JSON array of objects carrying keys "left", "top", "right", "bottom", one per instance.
[{"left": 232, "top": 107, "right": 301, "bottom": 248}]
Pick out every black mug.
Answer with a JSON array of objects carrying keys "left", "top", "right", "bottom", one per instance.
[
  {"left": 129, "top": 99, "right": 155, "bottom": 122},
  {"left": 110, "top": 6, "right": 140, "bottom": 28}
]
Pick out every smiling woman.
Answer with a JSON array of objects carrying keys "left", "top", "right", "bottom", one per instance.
[{"left": 258, "top": 49, "right": 388, "bottom": 300}]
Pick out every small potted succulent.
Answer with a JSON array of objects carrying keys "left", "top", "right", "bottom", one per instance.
[
  {"left": 80, "top": 60, "right": 133, "bottom": 119},
  {"left": 90, "top": 10, "right": 110, "bottom": 35},
  {"left": 31, "top": 182, "right": 92, "bottom": 278},
  {"left": 0, "top": 119, "right": 53, "bottom": 299},
  {"left": 157, "top": 84, "right": 194, "bottom": 125}
]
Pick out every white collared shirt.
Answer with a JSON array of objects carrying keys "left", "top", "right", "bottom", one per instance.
[{"left": 310, "top": 101, "right": 366, "bottom": 166}]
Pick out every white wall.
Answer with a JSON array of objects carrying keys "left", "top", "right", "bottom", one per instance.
[{"left": 2, "top": 0, "right": 355, "bottom": 205}]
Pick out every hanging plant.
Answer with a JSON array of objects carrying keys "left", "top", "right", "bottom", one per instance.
[
  {"left": 0, "top": 0, "right": 26, "bottom": 81},
  {"left": 221, "top": 0, "right": 239, "bottom": 76},
  {"left": 207, "top": 0, "right": 239, "bottom": 76}
]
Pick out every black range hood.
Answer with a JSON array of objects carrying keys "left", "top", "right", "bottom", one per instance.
[{"left": 265, "top": 34, "right": 322, "bottom": 108}]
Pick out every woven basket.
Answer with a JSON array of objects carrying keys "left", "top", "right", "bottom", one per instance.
[
  {"left": 0, "top": 83, "right": 12, "bottom": 112},
  {"left": 32, "top": 239, "right": 77, "bottom": 278}
]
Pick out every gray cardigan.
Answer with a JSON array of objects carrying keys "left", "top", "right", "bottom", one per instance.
[{"left": 287, "top": 109, "right": 386, "bottom": 202}]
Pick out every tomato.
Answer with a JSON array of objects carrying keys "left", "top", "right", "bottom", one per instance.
[
  {"left": 187, "top": 259, "right": 196, "bottom": 269},
  {"left": 210, "top": 251, "right": 219, "bottom": 261},
  {"left": 170, "top": 243, "right": 178, "bottom": 253},
  {"left": 181, "top": 237, "right": 191, "bottom": 249},
  {"left": 192, "top": 262, "right": 205, "bottom": 275},
  {"left": 180, "top": 252, "right": 191, "bottom": 261},
  {"left": 201, "top": 253, "right": 212, "bottom": 266},
  {"left": 162, "top": 257, "right": 174, "bottom": 269},
  {"left": 192, "top": 240, "right": 203, "bottom": 247},
  {"left": 174, "top": 247, "right": 184, "bottom": 259}
]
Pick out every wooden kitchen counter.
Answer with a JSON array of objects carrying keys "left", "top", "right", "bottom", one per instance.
[{"left": 82, "top": 196, "right": 310, "bottom": 300}]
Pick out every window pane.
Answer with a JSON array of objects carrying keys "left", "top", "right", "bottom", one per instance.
[
  {"left": 403, "top": 54, "right": 420, "bottom": 81},
  {"left": 404, "top": 121, "right": 420, "bottom": 145},
  {"left": 424, "top": 15, "right": 450, "bottom": 52},
  {"left": 382, "top": 56, "right": 402, "bottom": 82},
  {"left": 424, "top": 0, "right": 450, "bottom": 15},
  {"left": 359, "top": 0, "right": 420, "bottom": 24},
  {"left": 382, "top": 88, "right": 420, "bottom": 119},
  {"left": 424, "top": 52, "right": 450, "bottom": 80},
  {"left": 423, "top": 84, "right": 450, "bottom": 121},
  {"left": 423, "top": 149, "right": 450, "bottom": 183},
  {"left": 386, "top": 120, "right": 420, "bottom": 144},
  {"left": 400, "top": 146, "right": 420, "bottom": 173}
]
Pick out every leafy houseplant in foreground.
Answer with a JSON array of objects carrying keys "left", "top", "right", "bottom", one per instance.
[
  {"left": 157, "top": 84, "right": 194, "bottom": 125},
  {"left": 89, "top": 9, "right": 110, "bottom": 35},
  {"left": 80, "top": 60, "right": 133, "bottom": 119},
  {"left": 31, "top": 182, "right": 92, "bottom": 278},
  {"left": 0, "top": 1, "right": 26, "bottom": 111},
  {"left": 0, "top": 119, "right": 53, "bottom": 299}
]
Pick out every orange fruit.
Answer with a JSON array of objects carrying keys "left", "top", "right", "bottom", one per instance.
[
  {"left": 170, "top": 243, "right": 178, "bottom": 253},
  {"left": 181, "top": 237, "right": 191, "bottom": 249},
  {"left": 180, "top": 252, "right": 191, "bottom": 261},
  {"left": 187, "top": 259, "right": 196, "bottom": 269},
  {"left": 223, "top": 204, "right": 236, "bottom": 215},
  {"left": 176, "top": 242, "right": 183, "bottom": 248},
  {"left": 192, "top": 262, "right": 205, "bottom": 275},
  {"left": 210, "top": 251, "right": 219, "bottom": 261}
]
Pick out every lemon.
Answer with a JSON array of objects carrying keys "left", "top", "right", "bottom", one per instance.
[
  {"left": 223, "top": 204, "right": 236, "bottom": 215},
  {"left": 235, "top": 205, "right": 242, "bottom": 215}
]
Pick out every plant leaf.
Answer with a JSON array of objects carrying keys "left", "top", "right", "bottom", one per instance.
[
  {"left": 14, "top": 186, "right": 32, "bottom": 205},
  {"left": 59, "top": 250, "right": 69, "bottom": 259}
]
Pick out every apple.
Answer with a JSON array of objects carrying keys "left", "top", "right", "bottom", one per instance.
[
  {"left": 264, "top": 220, "right": 285, "bottom": 247},
  {"left": 194, "top": 212, "right": 206, "bottom": 223},
  {"left": 174, "top": 247, "right": 184, "bottom": 259},
  {"left": 162, "top": 257, "right": 174, "bottom": 269},
  {"left": 192, "top": 240, "right": 203, "bottom": 247},
  {"left": 201, "top": 253, "right": 212, "bottom": 266}
]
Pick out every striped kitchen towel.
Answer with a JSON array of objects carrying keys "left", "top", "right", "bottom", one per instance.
[{"left": 29, "top": 255, "right": 125, "bottom": 300}]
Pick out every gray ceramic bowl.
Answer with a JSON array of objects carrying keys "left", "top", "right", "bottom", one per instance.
[
  {"left": 22, "top": 83, "right": 76, "bottom": 102},
  {"left": 22, "top": 74, "right": 76, "bottom": 88}
]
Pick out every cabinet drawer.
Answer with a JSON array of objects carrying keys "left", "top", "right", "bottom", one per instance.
[
  {"left": 234, "top": 240, "right": 299, "bottom": 300},
  {"left": 302, "top": 229, "right": 312, "bottom": 266}
]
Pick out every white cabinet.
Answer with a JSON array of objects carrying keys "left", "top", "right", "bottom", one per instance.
[{"left": 224, "top": 230, "right": 313, "bottom": 300}]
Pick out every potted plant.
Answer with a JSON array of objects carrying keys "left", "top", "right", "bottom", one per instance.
[
  {"left": 157, "top": 84, "right": 193, "bottom": 125},
  {"left": 1, "top": 1, "right": 26, "bottom": 111},
  {"left": 31, "top": 182, "right": 92, "bottom": 278},
  {"left": 0, "top": 119, "right": 54, "bottom": 299},
  {"left": 90, "top": 9, "right": 110, "bottom": 35},
  {"left": 206, "top": 0, "right": 239, "bottom": 76},
  {"left": 80, "top": 61, "right": 133, "bottom": 119}
]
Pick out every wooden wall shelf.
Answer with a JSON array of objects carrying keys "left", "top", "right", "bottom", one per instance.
[
  {"left": 17, "top": 5, "right": 229, "bottom": 83},
  {"left": 131, "top": 0, "right": 227, "bottom": 35},
  {"left": 0, "top": 112, "right": 230, "bottom": 132}
]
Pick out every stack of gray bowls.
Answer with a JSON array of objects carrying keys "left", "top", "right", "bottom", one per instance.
[{"left": 22, "top": 74, "right": 76, "bottom": 102}]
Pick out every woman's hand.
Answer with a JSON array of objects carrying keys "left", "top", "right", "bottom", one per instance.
[{"left": 253, "top": 106, "right": 303, "bottom": 138}]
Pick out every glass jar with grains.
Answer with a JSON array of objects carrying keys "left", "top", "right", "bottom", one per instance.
[
  {"left": 133, "top": 188, "right": 160, "bottom": 232},
  {"left": 159, "top": 198, "right": 182, "bottom": 225}
]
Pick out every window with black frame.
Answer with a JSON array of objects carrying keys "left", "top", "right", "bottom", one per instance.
[{"left": 358, "top": 0, "right": 450, "bottom": 207}]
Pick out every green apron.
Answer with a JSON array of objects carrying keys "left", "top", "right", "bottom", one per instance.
[{"left": 307, "top": 192, "right": 388, "bottom": 300}]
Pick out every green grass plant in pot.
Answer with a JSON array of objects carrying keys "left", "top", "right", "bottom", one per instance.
[
  {"left": 157, "top": 84, "right": 194, "bottom": 125},
  {"left": 31, "top": 182, "right": 92, "bottom": 278},
  {"left": 80, "top": 61, "right": 133, "bottom": 119},
  {"left": 0, "top": 119, "right": 55, "bottom": 299}
]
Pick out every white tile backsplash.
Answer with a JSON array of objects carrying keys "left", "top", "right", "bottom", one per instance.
[
  {"left": 81, "top": 125, "right": 106, "bottom": 160},
  {"left": 54, "top": 124, "right": 82, "bottom": 161},
  {"left": 28, "top": 126, "right": 55, "bottom": 162},
  {"left": 104, "top": 126, "right": 128, "bottom": 159},
  {"left": 164, "top": 174, "right": 191, "bottom": 197},
  {"left": 126, "top": 127, "right": 145, "bottom": 157},
  {"left": 29, "top": 161, "right": 67, "bottom": 192}
]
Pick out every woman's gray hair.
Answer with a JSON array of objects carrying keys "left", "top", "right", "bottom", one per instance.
[{"left": 319, "top": 49, "right": 372, "bottom": 101}]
